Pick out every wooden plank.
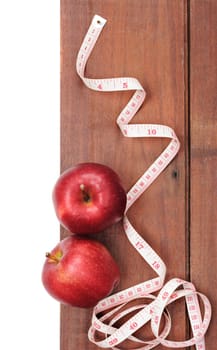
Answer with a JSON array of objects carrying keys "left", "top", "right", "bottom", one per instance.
[
  {"left": 190, "top": 0, "right": 217, "bottom": 349},
  {"left": 60, "top": 1, "right": 187, "bottom": 349}
]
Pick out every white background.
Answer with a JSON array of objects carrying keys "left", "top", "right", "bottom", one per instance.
[{"left": 0, "top": 1, "right": 60, "bottom": 349}]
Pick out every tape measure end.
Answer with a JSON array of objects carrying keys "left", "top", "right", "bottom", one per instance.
[{"left": 93, "top": 15, "right": 107, "bottom": 28}]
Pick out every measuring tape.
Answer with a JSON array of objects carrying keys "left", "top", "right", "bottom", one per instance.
[{"left": 76, "top": 14, "right": 211, "bottom": 350}]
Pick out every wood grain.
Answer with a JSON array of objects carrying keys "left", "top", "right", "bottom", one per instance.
[
  {"left": 190, "top": 1, "right": 217, "bottom": 349},
  {"left": 61, "top": 1, "right": 187, "bottom": 349}
]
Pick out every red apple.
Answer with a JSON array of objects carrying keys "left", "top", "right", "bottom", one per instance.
[
  {"left": 52, "top": 162, "right": 127, "bottom": 234},
  {"left": 41, "top": 236, "right": 120, "bottom": 308}
]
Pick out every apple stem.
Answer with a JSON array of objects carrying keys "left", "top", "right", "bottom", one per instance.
[
  {"left": 80, "top": 184, "right": 91, "bottom": 202},
  {"left": 45, "top": 252, "right": 60, "bottom": 263}
]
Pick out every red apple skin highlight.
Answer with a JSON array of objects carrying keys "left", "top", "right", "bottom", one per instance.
[
  {"left": 42, "top": 236, "right": 120, "bottom": 308},
  {"left": 52, "top": 162, "right": 127, "bottom": 234}
]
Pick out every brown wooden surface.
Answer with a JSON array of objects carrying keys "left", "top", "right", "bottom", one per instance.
[
  {"left": 190, "top": 0, "right": 217, "bottom": 348},
  {"left": 60, "top": 1, "right": 216, "bottom": 349}
]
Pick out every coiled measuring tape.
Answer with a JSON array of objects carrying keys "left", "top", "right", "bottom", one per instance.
[{"left": 76, "top": 14, "right": 211, "bottom": 350}]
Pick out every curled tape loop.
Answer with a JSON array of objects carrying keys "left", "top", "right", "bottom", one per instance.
[{"left": 76, "top": 14, "right": 211, "bottom": 350}]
